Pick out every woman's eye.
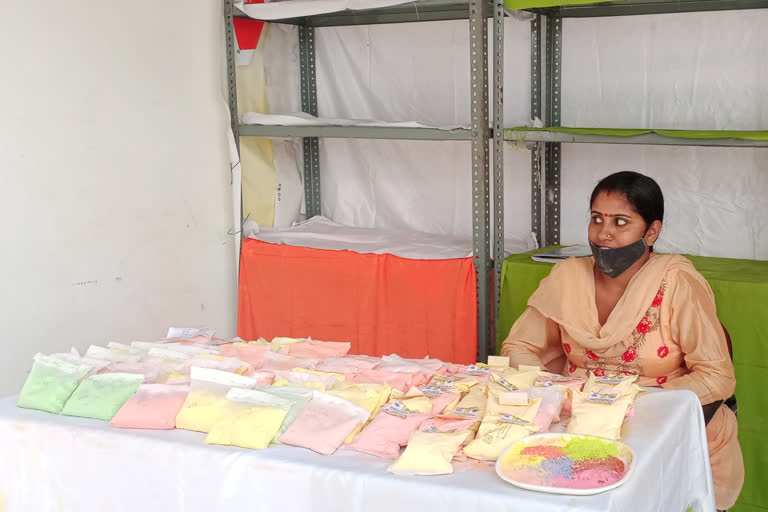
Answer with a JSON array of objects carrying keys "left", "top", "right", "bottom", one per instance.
[
  {"left": 592, "top": 216, "right": 602, "bottom": 224},
  {"left": 616, "top": 218, "right": 627, "bottom": 227}
]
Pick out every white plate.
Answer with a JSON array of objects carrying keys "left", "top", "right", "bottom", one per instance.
[{"left": 495, "top": 433, "right": 636, "bottom": 496}]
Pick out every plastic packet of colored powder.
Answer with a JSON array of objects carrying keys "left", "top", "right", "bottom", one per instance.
[
  {"left": 332, "top": 382, "right": 392, "bottom": 409},
  {"left": 326, "top": 387, "right": 381, "bottom": 443},
  {"left": 60, "top": 372, "right": 144, "bottom": 420},
  {"left": 263, "top": 386, "right": 315, "bottom": 442},
  {"left": 582, "top": 373, "right": 639, "bottom": 399},
  {"left": 161, "top": 343, "right": 220, "bottom": 358},
  {"left": 49, "top": 348, "right": 112, "bottom": 373},
  {"left": 99, "top": 359, "right": 163, "bottom": 384},
  {"left": 499, "top": 365, "right": 541, "bottom": 389},
  {"left": 278, "top": 390, "right": 370, "bottom": 455},
  {"left": 442, "top": 385, "right": 487, "bottom": 422},
  {"left": 527, "top": 386, "right": 566, "bottom": 431},
  {"left": 84, "top": 345, "right": 142, "bottom": 363},
  {"left": 566, "top": 390, "right": 633, "bottom": 440},
  {"left": 287, "top": 338, "right": 352, "bottom": 360},
  {"left": 205, "top": 388, "right": 293, "bottom": 450},
  {"left": 106, "top": 342, "right": 144, "bottom": 356},
  {"left": 272, "top": 369, "right": 339, "bottom": 390},
  {"left": 182, "top": 354, "right": 251, "bottom": 375},
  {"left": 388, "top": 430, "right": 472, "bottom": 476},
  {"left": 174, "top": 367, "right": 259, "bottom": 433},
  {"left": 111, "top": 383, "right": 190, "bottom": 429},
  {"left": 418, "top": 417, "right": 477, "bottom": 434},
  {"left": 17, "top": 354, "right": 94, "bottom": 414},
  {"left": 376, "top": 354, "right": 445, "bottom": 374},
  {"left": 347, "top": 398, "right": 433, "bottom": 459},
  {"left": 261, "top": 351, "right": 317, "bottom": 372},
  {"left": 270, "top": 337, "right": 307, "bottom": 351},
  {"left": 219, "top": 342, "right": 270, "bottom": 369},
  {"left": 352, "top": 369, "right": 414, "bottom": 393},
  {"left": 535, "top": 373, "right": 587, "bottom": 390},
  {"left": 463, "top": 421, "right": 538, "bottom": 461}
]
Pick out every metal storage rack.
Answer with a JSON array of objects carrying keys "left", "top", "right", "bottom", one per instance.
[
  {"left": 223, "top": 0, "right": 507, "bottom": 361},
  {"left": 513, "top": 0, "right": 768, "bottom": 248}
]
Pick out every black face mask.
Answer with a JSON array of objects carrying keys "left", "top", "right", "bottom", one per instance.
[{"left": 589, "top": 238, "right": 648, "bottom": 278}]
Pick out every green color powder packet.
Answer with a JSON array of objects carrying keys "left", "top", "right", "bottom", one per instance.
[
  {"left": 17, "top": 354, "right": 93, "bottom": 414},
  {"left": 61, "top": 373, "right": 144, "bottom": 420}
]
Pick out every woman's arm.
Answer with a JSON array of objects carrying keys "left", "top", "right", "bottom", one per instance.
[
  {"left": 500, "top": 307, "right": 565, "bottom": 372},
  {"left": 662, "top": 271, "right": 736, "bottom": 404}
]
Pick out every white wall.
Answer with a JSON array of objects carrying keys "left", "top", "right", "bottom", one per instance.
[{"left": 0, "top": 0, "right": 237, "bottom": 395}]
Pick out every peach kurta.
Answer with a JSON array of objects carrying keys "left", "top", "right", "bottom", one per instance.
[{"left": 501, "top": 254, "right": 744, "bottom": 510}]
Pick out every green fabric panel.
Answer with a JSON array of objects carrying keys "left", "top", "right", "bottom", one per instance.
[
  {"left": 497, "top": 247, "right": 562, "bottom": 350},
  {"left": 733, "top": 365, "right": 768, "bottom": 511},
  {"left": 732, "top": 504, "right": 768, "bottom": 512},
  {"left": 499, "top": 249, "right": 768, "bottom": 511},
  {"left": 506, "top": 126, "right": 768, "bottom": 141},
  {"left": 504, "top": 0, "right": 617, "bottom": 9}
]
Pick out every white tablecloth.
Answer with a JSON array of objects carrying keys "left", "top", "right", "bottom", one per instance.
[{"left": 0, "top": 388, "right": 715, "bottom": 512}]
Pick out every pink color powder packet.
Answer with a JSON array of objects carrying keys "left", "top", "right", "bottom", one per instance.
[
  {"left": 347, "top": 404, "right": 431, "bottom": 459},
  {"left": 278, "top": 391, "right": 370, "bottom": 455},
  {"left": 110, "top": 383, "right": 189, "bottom": 430}
]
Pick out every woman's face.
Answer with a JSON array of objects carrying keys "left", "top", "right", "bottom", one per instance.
[{"left": 589, "top": 191, "right": 652, "bottom": 249}]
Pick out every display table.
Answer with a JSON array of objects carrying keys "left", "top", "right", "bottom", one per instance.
[
  {"left": 498, "top": 249, "right": 768, "bottom": 512},
  {"left": 0, "top": 389, "right": 713, "bottom": 512}
]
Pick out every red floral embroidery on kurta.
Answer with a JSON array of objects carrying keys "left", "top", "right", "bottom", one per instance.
[
  {"left": 569, "top": 365, "right": 577, "bottom": 374},
  {"left": 656, "top": 376, "right": 667, "bottom": 385},
  {"left": 563, "top": 343, "right": 572, "bottom": 354},
  {"left": 651, "top": 289, "right": 664, "bottom": 308},
  {"left": 593, "top": 369, "right": 606, "bottom": 377},
  {"left": 636, "top": 316, "right": 652, "bottom": 335},
  {"left": 657, "top": 346, "right": 669, "bottom": 358},
  {"left": 586, "top": 350, "right": 599, "bottom": 361},
  {"left": 621, "top": 346, "right": 637, "bottom": 363}
]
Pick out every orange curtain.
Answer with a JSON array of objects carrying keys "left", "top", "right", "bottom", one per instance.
[{"left": 237, "top": 239, "right": 478, "bottom": 364}]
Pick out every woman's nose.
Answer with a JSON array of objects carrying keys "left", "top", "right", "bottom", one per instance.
[{"left": 599, "top": 221, "right": 615, "bottom": 240}]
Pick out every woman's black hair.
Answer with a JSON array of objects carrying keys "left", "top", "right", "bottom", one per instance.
[
  {"left": 590, "top": 171, "right": 664, "bottom": 251},
  {"left": 590, "top": 171, "right": 664, "bottom": 227}
]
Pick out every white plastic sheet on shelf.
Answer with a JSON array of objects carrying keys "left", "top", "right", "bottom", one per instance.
[{"left": 245, "top": 215, "right": 537, "bottom": 259}]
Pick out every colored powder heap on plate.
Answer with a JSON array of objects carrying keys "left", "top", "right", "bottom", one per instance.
[
  {"left": 521, "top": 445, "right": 565, "bottom": 459},
  {"left": 540, "top": 456, "right": 574, "bottom": 479},
  {"left": 566, "top": 467, "right": 623, "bottom": 489},
  {"left": 573, "top": 456, "right": 625, "bottom": 474},
  {"left": 563, "top": 437, "right": 618, "bottom": 461}
]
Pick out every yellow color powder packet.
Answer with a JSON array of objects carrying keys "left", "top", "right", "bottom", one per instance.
[
  {"left": 566, "top": 390, "right": 633, "bottom": 440},
  {"left": 292, "top": 368, "right": 346, "bottom": 383},
  {"left": 583, "top": 373, "right": 639, "bottom": 399},
  {"left": 443, "top": 385, "right": 486, "bottom": 421},
  {"left": 500, "top": 366, "right": 541, "bottom": 390},
  {"left": 205, "top": 388, "right": 292, "bottom": 449},
  {"left": 463, "top": 422, "right": 537, "bottom": 461},
  {"left": 388, "top": 431, "right": 472, "bottom": 475}
]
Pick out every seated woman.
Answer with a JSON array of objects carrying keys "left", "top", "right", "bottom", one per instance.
[{"left": 501, "top": 171, "right": 743, "bottom": 510}]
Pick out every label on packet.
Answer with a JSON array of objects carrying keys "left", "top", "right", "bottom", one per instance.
[
  {"left": 587, "top": 392, "right": 619, "bottom": 404},
  {"left": 499, "top": 414, "right": 529, "bottom": 425},
  {"left": 382, "top": 400, "right": 420, "bottom": 418},
  {"left": 451, "top": 407, "right": 481, "bottom": 419}
]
